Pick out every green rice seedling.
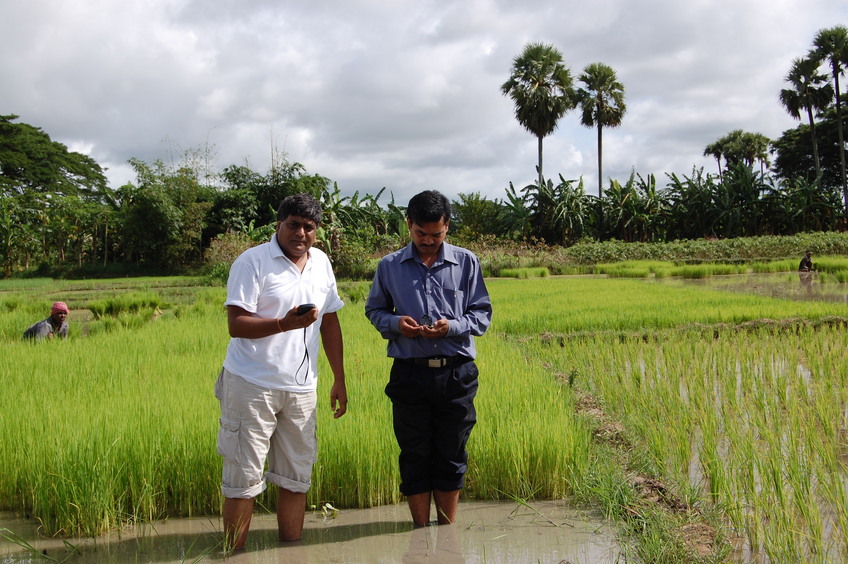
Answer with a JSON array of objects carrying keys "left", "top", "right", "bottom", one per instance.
[
  {"left": 467, "top": 337, "right": 592, "bottom": 501},
  {"left": 603, "top": 266, "right": 652, "bottom": 278},
  {"left": 810, "top": 256, "right": 848, "bottom": 273},
  {"left": 0, "top": 293, "right": 27, "bottom": 312},
  {"left": 4, "top": 274, "right": 848, "bottom": 561},
  {"left": 310, "top": 312, "right": 402, "bottom": 509},
  {"left": 568, "top": 444, "right": 635, "bottom": 520},
  {"left": 549, "top": 264, "right": 594, "bottom": 275},
  {"left": 0, "top": 278, "right": 596, "bottom": 537},
  {"left": 498, "top": 267, "right": 550, "bottom": 279},
  {"left": 336, "top": 280, "right": 372, "bottom": 303},
  {"left": 488, "top": 277, "right": 847, "bottom": 336},
  {"left": 818, "top": 468, "right": 848, "bottom": 562},
  {"left": 87, "top": 291, "right": 163, "bottom": 319},
  {"left": 650, "top": 264, "right": 673, "bottom": 278},
  {"left": 0, "top": 305, "right": 226, "bottom": 536},
  {"left": 669, "top": 263, "right": 745, "bottom": 278},
  {"left": 620, "top": 326, "right": 844, "bottom": 555},
  {"left": 594, "top": 260, "right": 670, "bottom": 279},
  {"left": 750, "top": 259, "right": 796, "bottom": 273},
  {"left": 510, "top": 297, "right": 848, "bottom": 562}
]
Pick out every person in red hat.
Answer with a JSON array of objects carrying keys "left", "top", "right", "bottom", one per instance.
[{"left": 23, "top": 301, "right": 69, "bottom": 340}]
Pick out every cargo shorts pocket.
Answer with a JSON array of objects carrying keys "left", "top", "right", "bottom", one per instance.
[
  {"left": 214, "top": 368, "right": 224, "bottom": 400},
  {"left": 217, "top": 417, "right": 241, "bottom": 462}
]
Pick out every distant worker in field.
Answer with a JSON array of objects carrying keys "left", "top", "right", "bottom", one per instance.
[
  {"left": 365, "top": 190, "right": 493, "bottom": 527},
  {"left": 22, "top": 301, "right": 69, "bottom": 340},
  {"left": 799, "top": 251, "right": 814, "bottom": 272},
  {"left": 216, "top": 193, "right": 348, "bottom": 551}
]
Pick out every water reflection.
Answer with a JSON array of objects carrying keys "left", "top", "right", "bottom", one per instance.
[{"left": 798, "top": 271, "right": 814, "bottom": 296}]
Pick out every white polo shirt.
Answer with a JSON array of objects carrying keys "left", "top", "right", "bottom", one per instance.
[{"left": 223, "top": 236, "right": 344, "bottom": 392}]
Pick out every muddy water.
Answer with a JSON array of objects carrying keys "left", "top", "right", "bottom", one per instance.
[
  {"left": 653, "top": 271, "right": 848, "bottom": 303},
  {"left": 0, "top": 501, "right": 621, "bottom": 563}
]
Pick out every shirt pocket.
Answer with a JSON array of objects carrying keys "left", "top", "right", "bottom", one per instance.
[{"left": 438, "top": 286, "right": 465, "bottom": 319}]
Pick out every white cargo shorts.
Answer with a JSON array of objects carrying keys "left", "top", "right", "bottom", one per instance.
[{"left": 215, "top": 367, "right": 318, "bottom": 499}]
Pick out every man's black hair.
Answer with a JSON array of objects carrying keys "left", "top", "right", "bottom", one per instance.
[
  {"left": 277, "top": 193, "right": 322, "bottom": 224},
  {"left": 406, "top": 190, "right": 451, "bottom": 225}
]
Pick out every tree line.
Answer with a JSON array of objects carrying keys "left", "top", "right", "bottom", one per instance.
[
  {"left": 0, "top": 25, "right": 846, "bottom": 278},
  {"left": 498, "top": 26, "right": 848, "bottom": 228}
]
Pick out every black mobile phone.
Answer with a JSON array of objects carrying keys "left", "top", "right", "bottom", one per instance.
[{"left": 296, "top": 303, "right": 316, "bottom": 315}]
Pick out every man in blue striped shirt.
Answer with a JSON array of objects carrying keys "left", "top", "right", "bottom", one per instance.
[{"left": 365, "top": 190, "right": 492, "bottom": 527}]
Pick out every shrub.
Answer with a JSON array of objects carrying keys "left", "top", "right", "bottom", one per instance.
[{"left": 329, "top": 239, "right": 379, "bottom": 280}]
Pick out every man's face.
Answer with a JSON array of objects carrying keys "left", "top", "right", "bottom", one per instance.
[
  {"left": 276, "top": 215, "right": 317, "bottom": 261},
  {"left": 51, "top": 311, "right": 67, "bottom": 324},
  {"left": 407, "top": 217, "right": 448, "bottom": 260}
]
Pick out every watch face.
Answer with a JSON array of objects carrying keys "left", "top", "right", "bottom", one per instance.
[{"left": 420, "top": 315, "right": 433, "bottom": 327}]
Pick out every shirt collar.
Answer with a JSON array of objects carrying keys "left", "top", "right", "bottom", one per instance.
[
  {"left": 399, "top": 242, "right": 457, "bottom": 266},
  {"left": 269, "top": 234, "right": 311, "bottom": 267}
]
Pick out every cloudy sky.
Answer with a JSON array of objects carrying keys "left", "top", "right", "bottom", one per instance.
[{"left": 2, "top": 1, "right": 846, "bottom": 205}]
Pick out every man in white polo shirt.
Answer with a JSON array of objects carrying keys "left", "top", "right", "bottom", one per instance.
[{"left": 216, "top": 193, "right": 348, "bottom": 551}]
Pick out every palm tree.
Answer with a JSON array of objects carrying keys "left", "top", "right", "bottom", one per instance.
[
  {"left": 810, "top": 25, "right": 848, "bottom": 218},
  {"left": 704, "top": 130, "right": 771, "bottom": 177},
  {"left": 501, "top": 42, "right": 576, "bottom": 187},
  {"left": 576, "top": 62, "right": 627, "bottom": 197},
  {"left": 703, "top": 139, "right": 728, "bottom": 181},
  {"left": 779, "top": 56, "right": 833, "bottom": 180},
  {"left": 739, "top": 132, "right": 772, "bottom": 175}
]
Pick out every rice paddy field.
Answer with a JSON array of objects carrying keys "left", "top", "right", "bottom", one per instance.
[{"left": 2, "top": 265, "right": 848, "bottom": 563}]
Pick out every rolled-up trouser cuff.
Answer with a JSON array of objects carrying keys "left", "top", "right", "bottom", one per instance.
[
  {"left": 433, "top": 476, "right": 465, "bottom": 493},
  {"left": 267, "top": 471, "right": 311, "bottom": 494},
  {"left": 222, "top": 480, "right": 267, "bottom": 499},
  {"left": 401, "top": 476, "right": 465, "bottom": 496}
]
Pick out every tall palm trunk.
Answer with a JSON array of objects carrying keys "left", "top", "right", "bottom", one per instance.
[
  {"left": 833, "top": 69, "right": 848, "bottom": 220},
  {"left": 537, "top": 135, "right": 544, "bottom": 186},
  {"left": 805, "top": 105, "right": 822, "bottom": 178},
  {"left": 597, "top": 122, "right": 604, "bottom": 197}
]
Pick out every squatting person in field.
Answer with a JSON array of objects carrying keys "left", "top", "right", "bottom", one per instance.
[
  {"left": 799, "top": 250, "right": 814, "bottom": 272},
  {"left": 799, "top": 250, "right": 814, "bottom": 293},
  {"left": 216, "top": 193, "right": 348, "bottom": 550},
  {"left": 364, "top": 189, "right": 492, "bottom": 527},
  {"left": 23, "top": 301, "right": 69, "bottom": 340}
]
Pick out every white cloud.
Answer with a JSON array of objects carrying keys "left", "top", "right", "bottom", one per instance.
[{"left": 1, "top": 0, "right": 846, "bottom": 202}]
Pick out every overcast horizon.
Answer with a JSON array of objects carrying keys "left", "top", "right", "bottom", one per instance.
[{"left": 2, "top": 1, "right": 847, "bottom": 205}]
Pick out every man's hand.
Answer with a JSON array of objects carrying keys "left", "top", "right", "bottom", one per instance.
[
  {"left": 281, "top": 305, "right": 318, "bottom": 330},
  {"left": 420, "top": 318, "right": 448, "bottom": 338},
  {"left": 398, "top": 315, "right": 423, "bottom": 338},
  {"left": 399, "top": 316, "right": 448, "bottom": 338},
  {"left": 330, "top": 381, "right": 347, "bottom": 418}
]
